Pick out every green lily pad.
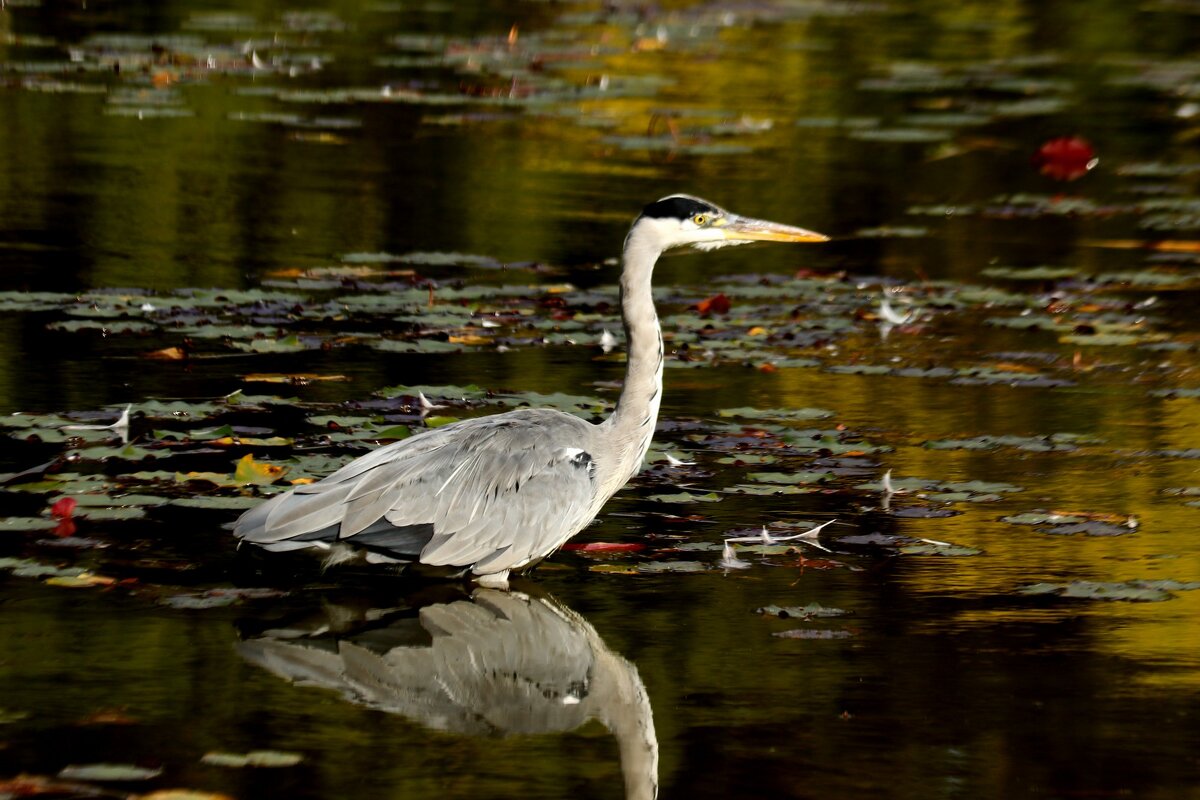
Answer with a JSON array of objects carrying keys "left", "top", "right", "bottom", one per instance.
[
  {"left": 717, "top": 406, "right": 834, "bottom": 421},
  {"left": 1, "top": 517, "right": 59, "bottom": 532},
  {"left": 496, "top": 391, "right": 611, "bottom": 416},
  {"left": 201, "top": 750, "right": 304, "bottom": 768},
  {"left": 76, "top": 506, "right": 148, "bottom": 521},
  {"left": 757, "top": 603, "right": 848, "bottom": 619},
  {"left": 59, "top": 493, "right": 168, "bottom": 507},
  {"left": 635, "top": 560, "right": 709, "bottom": 574},
  {"left": 715, "top": 454, "right": 778, "bottom": 465},
  {"left": 747, "top": 471, "right": 834, "bottom": 485},
  {"left": 773, "top": 628, "right": 854, "bottom": 639},
  {"left": 1018, "top": 580, "right": 1200, "bottom": 602},
  {"left": 375, "top": 383, "right": 488, "bottom": 401},
  {"left": 727, "top": 484, "right": 813, "bottom": 495},
  {"left": 982, "top": 265, "right": 1079, "bottom": 281},
  {"left": 58, "top": 763, "right": 163, "bottom": 782},
  {"left": 169, "top": 496, "right": 264, "bottom": 510},
  {"left": 646, "top": 492, "right": 722, "bottom": 504},
  {"left": 899, "top": 543, "right": 982, "bottom": 556}
]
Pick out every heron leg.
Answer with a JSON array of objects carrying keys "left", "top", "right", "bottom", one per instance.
[{"left": 475, "top": 569, "right": 510, "bottom": 589}]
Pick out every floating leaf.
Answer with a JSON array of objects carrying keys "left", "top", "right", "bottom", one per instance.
[
  {"left": 58, "top": 763, "right": 163, "bottom": 781},
  {"left": 233, "top": 454, "right": 289, "bottom": 485},
  {"left": 635, "top": 560, "right": 708, "bottom": 574},
  {"left": 1018, "top": 580, "right": 1200, "bottom": 602},
  {"left": 646, "top": 492, "right": 722, "bottom": 504},
  {"left": 201, "top": 751, "right": 303, "bottom": 768},
  {"left": 757, "top": 603, "right": 848, "bottom": 619},
  {"left": 560, "top": 542, "right": 646, "bottom": 552},
  {"left": 747, "top": 471, "right": 834, "bottom": 485},
  {"left": 1033, "top": 136, "right": 1097, "bottom": 181},
  {"left": 715, "top": 454, "right": 778, "bottom": 465},
  {"left": 773, "top": 629, "right": 854, "bottom": 639},
  {"left": 0, "top": 517, "right": 59, "bottom": 532},
  {"left": 588, "top": 563, "right": 641, "bottom": 575},
  {"left": 717, "top": 406, "right": 834, "bottom": 421},
  {"left": 241, "top": 373, "right": 351, "bottom": 384},
  {"left": 899, "top": 543, "right": 982, "bottom": 556},
  {"left": 45, "top": 572, "right": 118, "bottom": 588},
  {"left": 695, "top": 293, "right": 731, "bottom": 315},
  {"left": 0, "top": 775, "right": 115, "bottom": 797},
  {"left": 1002, "top": 512, "right": 1086, "bottom": 526},
  {"left": 891, "top": 506, "right": 960, "bottom": 518},
  {"left": 727, "top": 484, "right": 813, "bottom": 495},
  {"left": 168, "top": 496, "right": 263, "bottom": 511}
]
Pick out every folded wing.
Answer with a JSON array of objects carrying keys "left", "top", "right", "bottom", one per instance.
[{"left": 233, "top": 409, "right": 599, "bottom": 574}]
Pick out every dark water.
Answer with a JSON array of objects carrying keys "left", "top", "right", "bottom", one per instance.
[{"left": 2, "top": 1, "right": 1200, "bottom": 798}]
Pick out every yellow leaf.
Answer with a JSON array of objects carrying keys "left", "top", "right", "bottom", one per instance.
[
  {"left": 233, "top": 454, "right": 289, "bottom": 486},
  {"left": 209, "top": 436, "right": 293, "bottom": 447},
  {"left": 589, "top": 563, "right": 640, "bottom": 575},
  {"left": 46, "top": 572, "right": 116, "bottom": 588},
  {"left": 1086, "top": 238, "right": 1200, "bottom": 253},
  {"left": 448, "top": 334, "right": 492, "bottom": 346},
  {"left": 747, "top": 326, "right": 769, "bottom": 336},
  {"left": 240, "top": 373, "right": 351, "bottom": 384}
]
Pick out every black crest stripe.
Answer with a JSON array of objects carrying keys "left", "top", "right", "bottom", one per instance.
[{"left": 640, "top": 196, "right": 718, "bottom": 220}]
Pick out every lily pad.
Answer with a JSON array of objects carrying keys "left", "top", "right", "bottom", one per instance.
[
  {"left": 168, "top": 496, "right": 264, "bottom": 511},
  {"left": 747, "top": 471, "right": 834, "bottom": 485},
  {"left": 716, "top": 406, "right": 834, "bottom": 421},
  {"left": 757, "top": 603, "right": 848, "bottom": 619},
  {"left": 201, "top": 750, "right": 303, "bottom": 768},
  {"left": 899, "top": 543, "right": 982, "bottom": 556},
  {"left": 1018, "top": 580, "right": 1200, "bottom": 602},
  {"left": 773, "top": 628, "right": 854, "bottom": 639},
  {"left": 635, "top": 560, "right": 708, "bottom": 574},
  {"left": 1, "top": 517, "right": 59, "bottom": 532},
  {"left": 646, "top": 492, "right": 722, "bottom": 504},
  {"left": 58, "top": 764, "right": 163, "bottom": 782}
]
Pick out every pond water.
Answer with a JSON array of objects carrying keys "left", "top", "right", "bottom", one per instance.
[{"left": 2, "top": 1, "right": 1200, "bottom": 798}]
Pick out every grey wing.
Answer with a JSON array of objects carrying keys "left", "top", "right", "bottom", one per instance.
[{"left": 233, "top": 410, "right": 600, "bottom": 574}]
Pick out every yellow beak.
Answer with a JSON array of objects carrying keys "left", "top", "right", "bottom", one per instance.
[{"left": 718, "top": 215, "right": 829, "bottom": 243}]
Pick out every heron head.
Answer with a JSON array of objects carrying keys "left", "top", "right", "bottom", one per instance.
[{"left": 636, "top": 194, "right": 828, "bottom": 252}]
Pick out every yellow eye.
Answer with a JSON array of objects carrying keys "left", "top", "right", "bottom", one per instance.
[{"left": 692, "top": 214, "right": 708, "bottom": 226}]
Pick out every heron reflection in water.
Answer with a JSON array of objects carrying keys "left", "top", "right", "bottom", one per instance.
[
  {"left": 238, "top": 588, "right": 658, "bottom": 799},
  {"left": 234, "top": 196, "right": 827, "bottom": 586}
]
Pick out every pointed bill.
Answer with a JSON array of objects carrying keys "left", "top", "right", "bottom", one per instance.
[{"left": 718, "top": 215, "right": 829, "bottom": 243}]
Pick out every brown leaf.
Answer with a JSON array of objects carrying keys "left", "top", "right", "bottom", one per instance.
[
  {"left": 695, "top": 293, "right": 731, "bottom": 315},
  {"left": 144, "top": 346, "right": 186, "bottom": 361}
]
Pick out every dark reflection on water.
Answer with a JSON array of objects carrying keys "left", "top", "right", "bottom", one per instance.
[{"left": 238, "top": 586, "right": 657, "bottom": 799}]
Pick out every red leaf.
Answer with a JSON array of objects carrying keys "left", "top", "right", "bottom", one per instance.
[
  {"left": 695, "top": 293, "right": 731, "bottom": 315},
  {"left": 54, "top": 519, "right": 77, "bottom": 538},
  {"left": 51, "top": 496, "right": 76, "bottom": 519},
  {"left": 561, "top": 542, "right": 646, "bottom": 552},
  {"left": 1033, "top": 136, "right": 1096, "bottom": 181}
]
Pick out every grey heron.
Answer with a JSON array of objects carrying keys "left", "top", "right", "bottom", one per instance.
[
  {"left": 239, "top": 589, "right": 658, "bottom": 799},
  {"left": 233, "top": 195, "right": 827, "bottom": 586}
]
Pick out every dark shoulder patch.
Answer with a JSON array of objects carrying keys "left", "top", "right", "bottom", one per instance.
[{"left": 641, "top": 195, "right": 717, "bottom": 220}]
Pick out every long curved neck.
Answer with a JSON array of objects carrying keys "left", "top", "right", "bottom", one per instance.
[{"left": 600, "top": 224, "right": 665, "bottom": 487}]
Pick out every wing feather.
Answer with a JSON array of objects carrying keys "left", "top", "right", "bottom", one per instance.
[{"left": 234, "top": 409, "right": 600, "bottom": 574}]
